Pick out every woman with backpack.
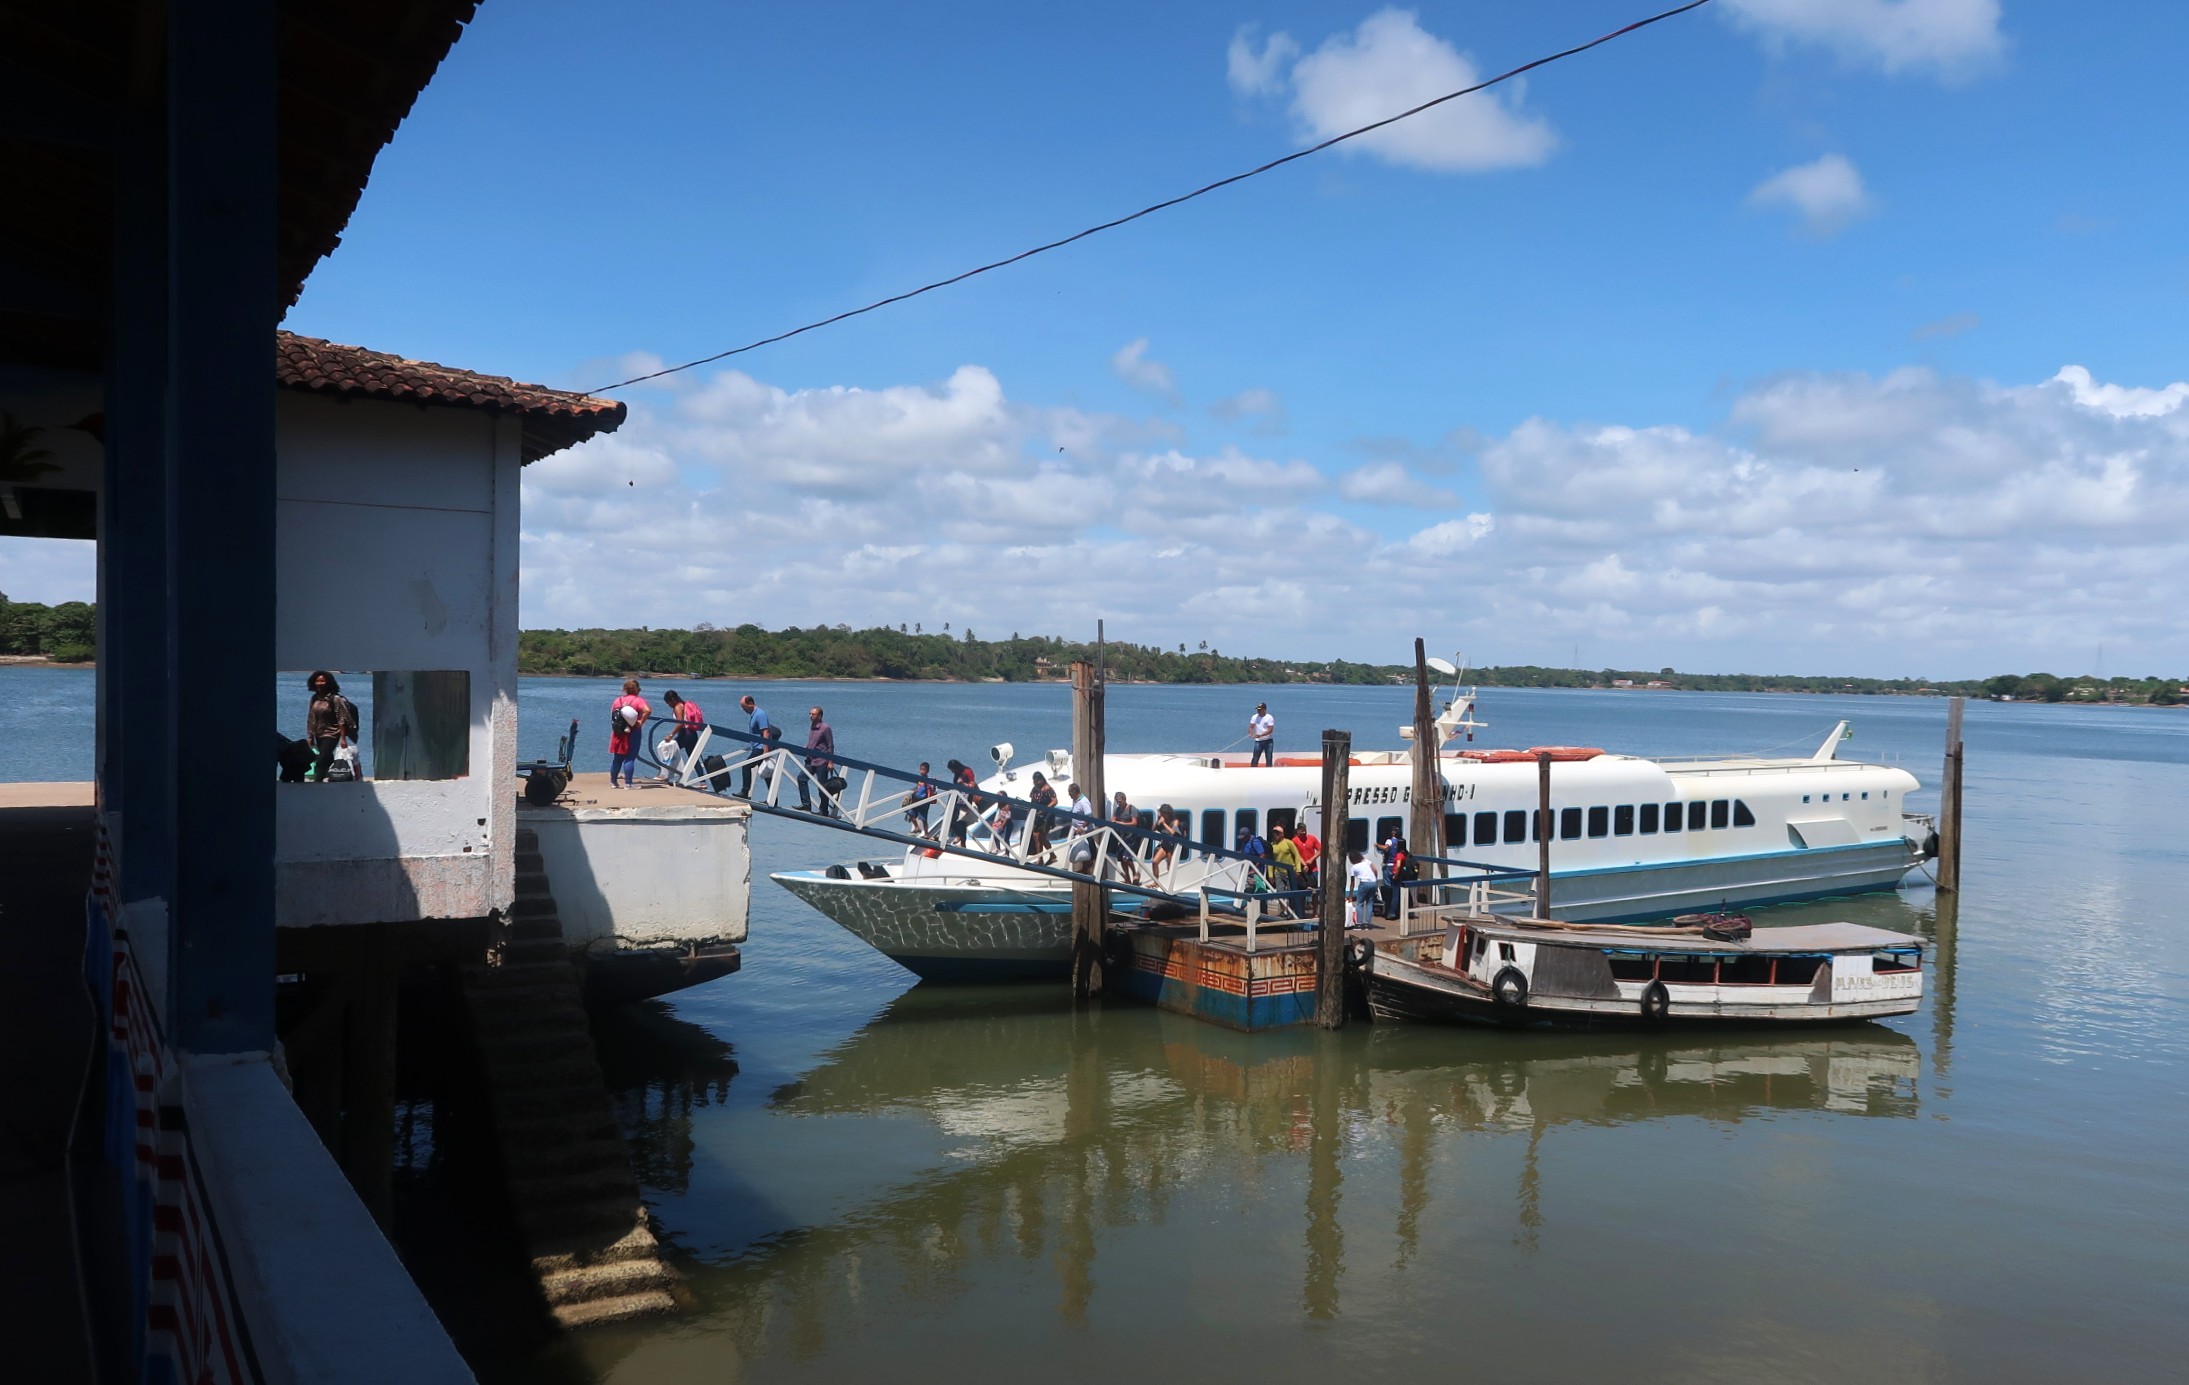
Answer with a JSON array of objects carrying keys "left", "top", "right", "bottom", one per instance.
[
  {"left": 303, "top": 670, "right": 359, "bottom": 782},
  {"left": 608, "top": 678, "right": 650, "bottom": 788}
]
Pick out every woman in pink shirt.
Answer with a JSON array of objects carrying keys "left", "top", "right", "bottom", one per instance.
[{"left": 608, "top": 678, "right": 650, "bottom": 787}]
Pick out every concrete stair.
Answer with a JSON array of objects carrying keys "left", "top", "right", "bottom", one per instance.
[{"left": 458, "top": 827, "right": 681, "bottom": 1330}]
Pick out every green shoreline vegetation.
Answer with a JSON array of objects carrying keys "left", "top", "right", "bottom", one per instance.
[
  {"left": 515, "top": 622, "right": 2185, "bottom": 706},
  {"left": 6, "top": 599, "right": 2177, "bottom": 705},
  {"left": 0, "top": 592, "right": 95, "bottom": 664}
]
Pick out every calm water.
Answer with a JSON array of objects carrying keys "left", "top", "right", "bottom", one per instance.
[{"left": 7, "top": 668, "right": 2186, "bottom": 1381}]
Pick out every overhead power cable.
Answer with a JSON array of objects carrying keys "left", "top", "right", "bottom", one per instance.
[{"left": 592, "top": 0, "right": 1714, "bottom": 393}]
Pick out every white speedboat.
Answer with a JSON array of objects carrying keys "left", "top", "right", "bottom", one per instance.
[{"left": 772, "top": 687, "right": 1933, "bottom": 982}]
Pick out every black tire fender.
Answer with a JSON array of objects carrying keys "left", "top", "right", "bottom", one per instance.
[
  {"left": 1491, "top": 965, "right": 1528, "bottom": 1008},
  {"left": 1345, "top": 937, "right": 1375, "bottom": 972},
  {"left": 1640, "top": 979, "right": 1671, "bottom": 1021}
]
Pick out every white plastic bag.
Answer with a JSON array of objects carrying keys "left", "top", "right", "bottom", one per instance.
[{"left": 326, "top": 738, "right": 360, "bottom": 783}]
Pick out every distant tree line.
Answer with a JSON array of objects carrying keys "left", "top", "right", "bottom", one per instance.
[
  {"left": 515, "top": 624, "right": 2188, "bottom": 704},
  {"left": 0, "top": 592, "right": 95, "bottom": 662}
]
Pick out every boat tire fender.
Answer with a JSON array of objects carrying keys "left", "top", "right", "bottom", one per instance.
[
  {"left": 1640, "top": 980, "right": 1671, "bottom": 1022},
  {"left": 1345, "top": 937, "right": 1375, "bottom": 972},
  {"left": 1491, "top": 966, "right": 1528, "bottom": 1009}
]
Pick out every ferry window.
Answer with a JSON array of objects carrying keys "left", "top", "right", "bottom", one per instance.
[
  {"left": 1614, "top": 804, "right": 1635, "bottom": 836},
  {"left": 1474, "top": 811, "right": 1497, "bottom": 847},
  {"left": 1235, "top": 809, "right": 1258, "bottom": 845},
  {"left": 1801, "top": 794, "right": 1811, "bottom": 804},
  {"left": 1774, "top": 957, "right": 1824, "bottom": 985},
  {"left": 1136, "top": 809, "right": 1155, "bottom": 832},
  {"left": 1719, "top": 955, "right": 1773, "bottom": 985},
  {"left": 1560, "top": 807, "right": 1582, "bottom": 839},
  {"left": 1376, "top": 816, "right": 1404, "bottom": 847},
  {"left": 1663, "top": 801, "right": 1684, "bottom": 832},
  {"left": 1658, "top": 956, "right": 1717, "bottom": 984},
  {"left": 1201, "top": 809, "right": 1226, "bottom": 848},
  {"left": 1860, "top": 791, "right": 1869, "bottom": 801},
  {"left": 1842, "top": 793, "right": 1851, "bottom": 802},
  {"left": 1502, "top": 809, "right": 1527, "bottom": 844},
  {"left": 1587, "top": 806, "right": 1609, "bottom": 838},
  {"left": 1639, "top": 803, "right": 1659, "bottom": 834},
  {"left": 1732, "top": 799, "right": 1755, "bottom": 827},
  {"left": 1605, "top": 954, "right": 1655, "bottom": 982},
  {"left": 1268, "top": 807, "right": 1298, "bottom": 836},
  {"left": 1873, "top": 949, "right": 1922, "bottom": 974},
  {"left": 1348, "top": 818, "right": 1370, "bottom": 853},
  {"left": 1445, "top": 813, "right": 1468, "bottom": 848},
  {"left": 1710, "top": 799, "right": 1731, "bottom": 830}
]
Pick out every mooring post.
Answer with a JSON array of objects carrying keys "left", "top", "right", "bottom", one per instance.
[
  {"left": 1938, "top": 696, "right": 1965, "bottom": 893},
  {"left": 1070, "top": 659, "right": 1108, "bottom": 997},
  {"left": 1535, "top": 751, "right": 1553, "bottom": 918},
  {"left": 1317, "top": 728, "right": 1352, "bottom": 1029},
  {"left": 1408, "top": 638, "right": 1444, "bottom": 908}
]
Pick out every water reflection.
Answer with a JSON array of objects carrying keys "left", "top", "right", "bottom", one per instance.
[
  {"left": 586, "top": 988, "right": 1921, "bottom": 1378},
  {"left": 592, "top": 1001, "right": 740, "bottom": 1197}
]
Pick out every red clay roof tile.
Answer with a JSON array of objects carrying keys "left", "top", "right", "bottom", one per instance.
[{"left": 274, "top": 331, "right": 626, "bottom": 462}]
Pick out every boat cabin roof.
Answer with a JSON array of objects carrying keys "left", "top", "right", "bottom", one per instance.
[{"left": 1465, "top": 920, "right": 1922, "bottom": 955}]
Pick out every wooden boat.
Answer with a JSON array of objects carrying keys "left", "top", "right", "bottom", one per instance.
[{"left": 1361, "top": 916, "right": 1923, "bottom": 1029}]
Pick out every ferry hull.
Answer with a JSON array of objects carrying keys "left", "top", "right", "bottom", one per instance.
[
  {"left": 773, "top": 871, "right": 1078, "bottom": 981},
  {"left": 774, "top": 839, "right": 1918, "bottom": 982}
]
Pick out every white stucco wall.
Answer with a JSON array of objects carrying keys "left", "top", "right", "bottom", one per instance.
[
  {"left": 272, "top": 394, "right": 519, "bottom": 925},
  {"left": 519, "top": 791, "right": 751, "bottom": 951}
]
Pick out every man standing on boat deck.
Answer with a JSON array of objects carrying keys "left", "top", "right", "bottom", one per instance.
[
  {"left": 1248, "top": 702, "right": 1275, "bottom": 767},
  {"left": 799, "top": 705, "right": 836, "bottom": 815},
  {"left": 738, "top": 695, "right": 772, "bottom": 797}
]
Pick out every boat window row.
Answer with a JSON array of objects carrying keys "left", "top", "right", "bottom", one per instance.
[
  {"left": 1603, "top": 952, "right": 1826, "bottom": 986},
  {"left": 1800, "top": 790, "right": 1883, "bottom": 803},
  {"left": 1439, "top": 798, "right": 1756, "bottom": 849}
]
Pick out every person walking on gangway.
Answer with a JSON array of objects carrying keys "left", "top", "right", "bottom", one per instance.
[
  {"left": 798, "top": 705, "right": 836, "bottom": 815},
  {"left": 737, "top": 695, "right": 771, "bottom": 797},
  {"left": 1248, "top": 702, "right": 1275, "bottom": 767},
  {"left": 906, "top": 762, "right": 938, "bottom": 839}
]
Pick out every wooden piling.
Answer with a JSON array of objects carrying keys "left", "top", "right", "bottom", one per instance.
[
  {"left": 1317, "top": 728, "right": 1352, "bottom": 1029},
  {"left": 1535, "top": 751, "right": 1553, "bottom": 918},
  {"left": 1070, "top": 659, "right": 1108, "bottom": 998},
  {"left": 1407, "top": 639, "right": 1443, "bottom": 868},
  {"left": 1937, "top": 696, "right": 1965, "bottom": 893}
]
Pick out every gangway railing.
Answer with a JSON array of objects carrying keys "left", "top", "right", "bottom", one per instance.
[{"left": 635, "top": 721, "right": 1320, "bottom": 914}]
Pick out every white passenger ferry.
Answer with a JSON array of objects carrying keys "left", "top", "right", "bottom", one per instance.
[{"left": 773, "top": 687, "right": 1935, "bottom": 981}]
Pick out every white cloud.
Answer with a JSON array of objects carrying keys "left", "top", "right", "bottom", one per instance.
[
  {"left": 1338, "top": 460, "right": 1460, "bottom": 507},
  {"left": 1748, "top": 153, "right": 1874, "bottom": 236},
  {"left": 1722, "top": 0, "right": 2005, "bottom": 79},
  {"left": 2049, "top": 365, "right": 2189, "bottom": 420},
  {"left": 1234, "top": 9, "right": 1557, "bottom": 173},
  {"left": 1110, "top": 338, "right": 1178, "bottom": 402},
  {"left": 21, "top": 349, "right": 2185, "bottom": 678},
  {"left": 1226, "top": 25, "right": 1299, "bottom": 97}
]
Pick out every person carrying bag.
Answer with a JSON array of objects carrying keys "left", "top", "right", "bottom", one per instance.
[{"left": 304, "top": 670, "right": 361, "bottom": 783}]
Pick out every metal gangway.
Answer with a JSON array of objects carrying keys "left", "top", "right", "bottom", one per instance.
[{"left": 630, "top": 719, "right": 1540, "bottom": 947}]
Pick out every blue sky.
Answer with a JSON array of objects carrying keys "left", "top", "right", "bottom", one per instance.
[{"left": 8, "top": 1, "right": 2186, "bottom": 676}]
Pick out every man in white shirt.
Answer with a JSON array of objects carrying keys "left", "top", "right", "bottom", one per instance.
[
  {"left": 1346, "top": 849, "right": 1380, "bottom": 930},
  {"left": 1248, "top": 703, "right": 1275, "bottom": 767},
  {"left": 1066, "top": 781, "right": 1097, "bottom": 868}
]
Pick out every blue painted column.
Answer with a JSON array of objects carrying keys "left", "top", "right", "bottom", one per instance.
[
  {"left": 107, "top": 71, "right": 172, "bottom": 906},
  {"left": 163, "top": 0, "right": 277, "bottom": 1053}
]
